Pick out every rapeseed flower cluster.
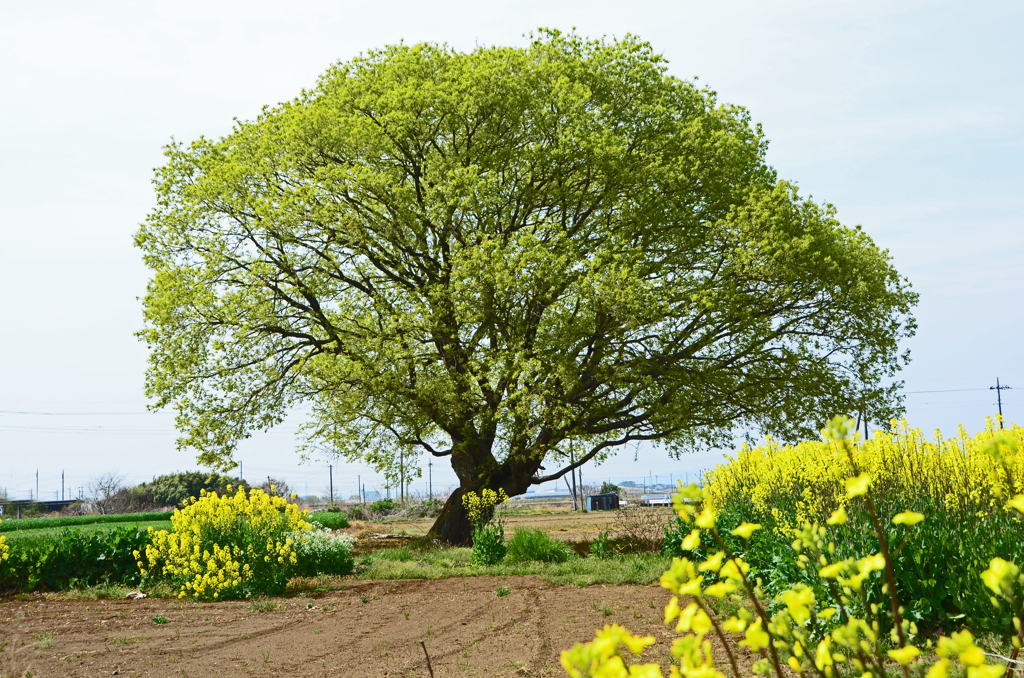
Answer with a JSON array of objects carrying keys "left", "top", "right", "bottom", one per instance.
[
  {"left": 137, "top": 485, "right": 310, "bottom": 599},
  {"left": 0, "top": 520, "right": 9, "bottom": 564},
  {"left": 704, "top": 418, "right": 1024, "bottom": 532},
  {"left": 562, "top": 417, "right": 1023, "bottom": 678},
  {"left": 462, "top": 488, "right": 510, "bottom": 526},
  {"left": 463, "top": 488, "right": 510, "bottom": 565}
]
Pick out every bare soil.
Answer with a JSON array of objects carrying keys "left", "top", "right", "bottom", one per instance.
[
  {"left": 1, "top": 576, "right": 749, "bottom": 677},
  {"left": 346, "top": 507, "right": 677, "bottom": 545}
]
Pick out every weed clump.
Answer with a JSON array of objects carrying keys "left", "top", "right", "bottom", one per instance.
[{"left": 506, "top": 529, "right": 572, "bottom": 563}]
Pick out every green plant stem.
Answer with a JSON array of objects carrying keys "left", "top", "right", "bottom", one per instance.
[
  {"left": 840, "top": 435, "right": 910, "bottom": 678},
  {"left": 694, "top": 597, "right": 741, "bottom": 678},
  {"left": 709, "top": 528, "right": 785, "bottom": 678}
]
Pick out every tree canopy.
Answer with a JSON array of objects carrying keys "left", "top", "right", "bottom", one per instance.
[{"left": 136, "top": 31, "right": 917, "bottom": 543}]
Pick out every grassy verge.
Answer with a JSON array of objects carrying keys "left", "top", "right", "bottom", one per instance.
[
  {"left": 326, "top": 547, "right": 667, "bottom": 587},
  {"left": 2, "top": 521, "right": 173, "bottom": 547},
  {"left": 0, "top": 511, "right": 173, "bottom": 532}
]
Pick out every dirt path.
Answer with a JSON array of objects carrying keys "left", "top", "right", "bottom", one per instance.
[{"left": 0, "top": 576, "right": 748, "bottom": 677}]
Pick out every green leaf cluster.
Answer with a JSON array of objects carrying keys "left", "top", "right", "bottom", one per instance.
[{"left": 135, "top": 30, "right": 916, "bottom": 533}]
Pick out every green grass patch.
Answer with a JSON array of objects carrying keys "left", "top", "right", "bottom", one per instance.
[
  {"left": 0, "top": 511, "right": 173, "bottom": 532},
  {"left": 505, "top": 528, "right": 572, "bottom": 563},
  {"left": 353, "top": 547, "right": 668, "bottom": 586},
  {"left": 307, "top": 512, "right": 349, "bottom": 530}
]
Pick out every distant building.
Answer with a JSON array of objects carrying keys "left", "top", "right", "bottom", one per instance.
[
  {"left": 585, "top": 493, "right": 620, "bottom": 512},
  {"left": 639, "top": 494, "right": 672, "bottom": 507}
]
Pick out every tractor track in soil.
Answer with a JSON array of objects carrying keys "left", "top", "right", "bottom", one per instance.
[{"left": 1, "top": 575, "right": 751, "bottom": 677}]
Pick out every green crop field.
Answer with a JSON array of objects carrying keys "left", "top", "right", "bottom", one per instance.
[
  {"left": 1, "top": 520, "right": 174, "bottom": 547},
  {"left": 0, "top": 511, "right": 173, "bottom": 532}
]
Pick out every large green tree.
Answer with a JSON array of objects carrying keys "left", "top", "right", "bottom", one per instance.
[{"left": 136, "top": 32, "right": 917, "bottom": 544}]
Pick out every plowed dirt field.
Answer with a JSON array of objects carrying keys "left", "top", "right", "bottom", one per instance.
[{"left": 1, "top": 575, "right": 748, "bottom": 677}]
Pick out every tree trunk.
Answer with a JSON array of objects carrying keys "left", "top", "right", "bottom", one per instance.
[
  {"left": 426, "top": 453, "right": 537, "bottom": 545},
  {"left": 427, "top": 486, "right": 477, "bottom": 545}
]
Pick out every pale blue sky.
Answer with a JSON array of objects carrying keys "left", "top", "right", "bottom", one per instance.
[{"left": 1, "top": 1, "right": 1021, "bottom": 501}]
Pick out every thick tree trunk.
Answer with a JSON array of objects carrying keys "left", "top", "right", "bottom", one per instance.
[
  {"left": 428, "top": 486, "right": 477, "bottom": 546},
  {"left": 426, "top": 451, "right": 536, "bottom": 545}
]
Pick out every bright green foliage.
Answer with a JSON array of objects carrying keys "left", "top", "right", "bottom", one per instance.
[
  {"left": 562, "top": 417, "right": 1021, "bottom": 678},
  {"left": 506, "top": 528, "right": 572, "bottom": 563},
  {"left": 135, "top": 31, "right": 916, "bottom": 544},
  {"left": 2, "top": 521, "right": 172, "bottom": 549},
  {"left": 0, "top": 525, "right": 150, "bottom": 593},
  {"left": 307, "top": 512, "right": 350, "bottom": 530},
  {"left": 469, "top": 524, "right": 506, "bottom": 566},
  {"left": 590, "top": 531, "right": 614, "bottom": 559}
]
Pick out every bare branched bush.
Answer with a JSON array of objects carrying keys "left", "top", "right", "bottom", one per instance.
[
  {"left": 259, "top": 477, "right": 292, "bottom": 498},
  {"left": 613, "top": 506, "right": 671, "bottom": 552},
  {"left": 88, "top": 472, "right": 129, "bottom": 515}
]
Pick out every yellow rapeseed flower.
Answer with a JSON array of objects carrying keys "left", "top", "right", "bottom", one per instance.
[{"left": 893, "top": 512, "right": 925, "bottom": 526}]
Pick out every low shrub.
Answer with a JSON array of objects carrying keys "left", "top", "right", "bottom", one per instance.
[
  {"left": 614, "top": 506, "right": 669, "bottom": 552},
  {"left": 589, "top": 531, "right": 613, "bottom": 559},
  {"left": 370, "top": 498, "right": 396, "bottom": 513},
  {"left": 308, "top": 512, "right": 349, "bottom": 530},
  {"left": 288, "top": 527, "right": 355, "bottom": 577},
  {"left": 399, "top": 498, "right": 444, "bottom": 519},
  {"left": 139, "top": 487, "right": 310, "bottom": 599},
  {"left": 464, "top": 489, "right": 509, "bottom": 566},
  {"left": 506, "top": 529, "right": 572, "bottom": 563},
  {"left": 470, "top": 524, "right": 506, "bottom": 565}
]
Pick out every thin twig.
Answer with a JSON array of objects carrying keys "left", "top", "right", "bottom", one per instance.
[
  {"left": 986, "top": 652, "right": 1024, "bottom": 666},
  {"left": 419, "top": 639, "right": 434, "bottom": 678}
]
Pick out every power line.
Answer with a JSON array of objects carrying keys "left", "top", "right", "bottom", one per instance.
[
  {"left": 901, "top": 388, "right": 989, "bottom": 394},
  {"left": 0, "top": 410, "right": 156, "bottom": 415}
]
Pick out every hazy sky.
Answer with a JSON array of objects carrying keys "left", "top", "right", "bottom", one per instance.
[{"left": 1, "top": 1, "right": 1021, "bottom": 502}]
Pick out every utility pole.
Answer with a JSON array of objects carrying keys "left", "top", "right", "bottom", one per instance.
[
  {"left": 239, "top": 461, "right": 243, "bottom": 482},
  {"left": 428, "top": 460, "right": 433, "bottom": 499},
  {"left": 992, "top": 378, "right": 1012, "bottom": 429},
  {"left": 36, "top": 469, "right": 38, "bottom": 501},
  {"left": 579, "top": 465, "right": 584, "bottom": 508},
  {"left": 61, "top": 471, "right": 64, "bottom": 501},
  {"left": 357, "top": 474, "right": 361, "bottom": 503},
  {"left": 400, "top": 449, "right": 404, "bottom": 503},
  {"left": 570, "top": 448, "right": 577, "bottom": 511},
  {"left": 329, "top": 465, "right": 333, "bottom": 506}
]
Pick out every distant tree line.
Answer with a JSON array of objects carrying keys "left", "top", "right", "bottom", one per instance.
[{"left": 79, "top": 472, "right": 294, "bottom": 515}]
